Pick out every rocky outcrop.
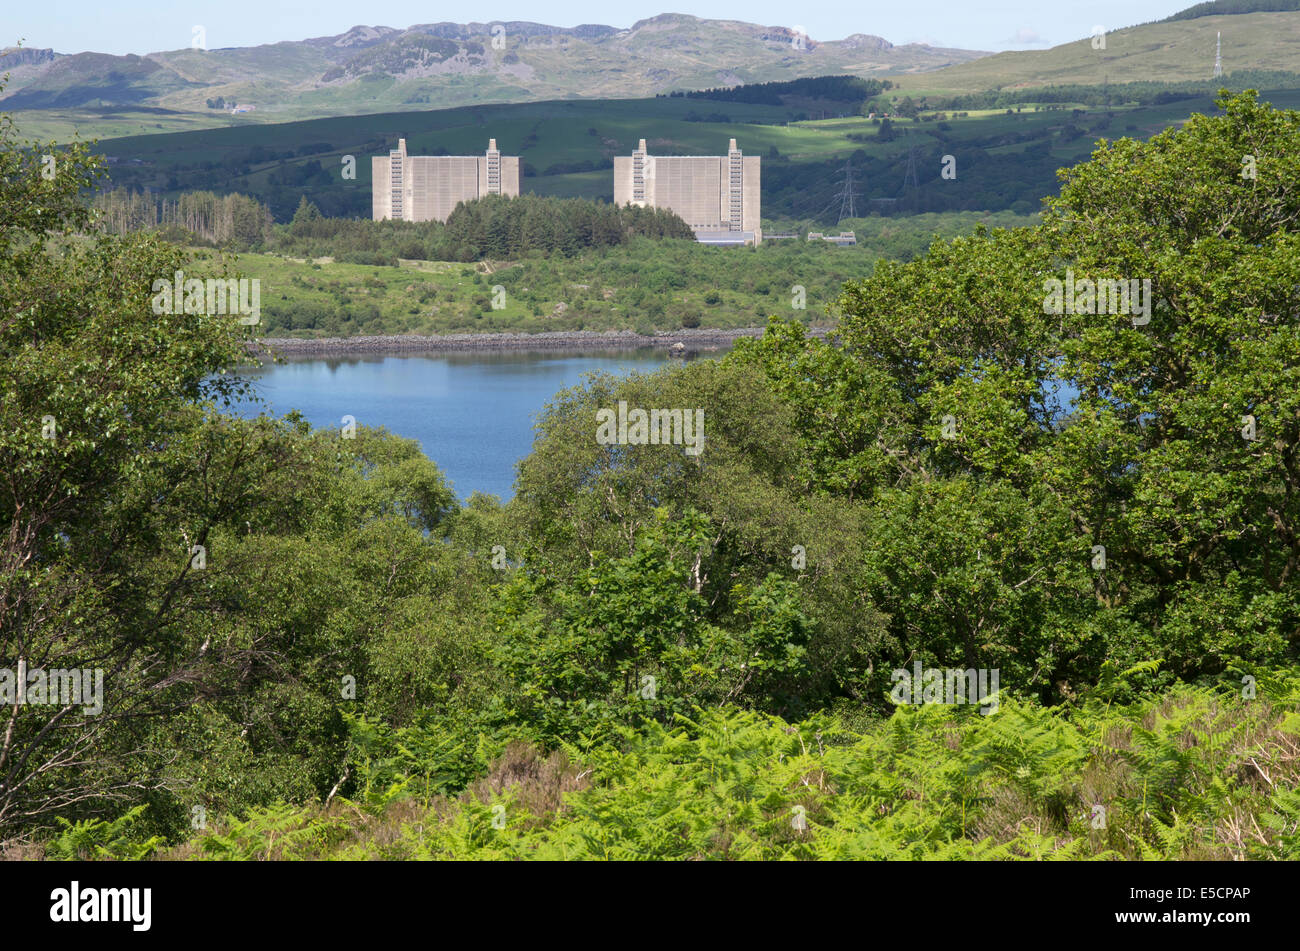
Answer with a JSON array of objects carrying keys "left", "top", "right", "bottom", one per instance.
[{"left": 0, "top": 47, "right": 58, "bottom": 70}]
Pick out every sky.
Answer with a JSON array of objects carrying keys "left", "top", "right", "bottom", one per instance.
[{"left": 6, "top": 1, "right": 1197, "bottom": 57}]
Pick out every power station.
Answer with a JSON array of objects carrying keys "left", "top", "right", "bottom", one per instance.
[
  {"left": 371, "top": 138, "right": 520, "bottom": 223},
  {"left": 614, "top": 138, "right": 762, "bottom": 245},
  {"left": 373, "top": 136, "right": 760, "bottom": 242}
]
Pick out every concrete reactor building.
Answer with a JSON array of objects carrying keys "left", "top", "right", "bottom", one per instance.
[
  {"left": 372, "top": 138, "right": 520, "bottom": 223},
  {"left": 614, "top": 138, "right": 761, "bottom": 245}
]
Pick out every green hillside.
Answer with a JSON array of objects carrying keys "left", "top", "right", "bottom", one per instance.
[
  {"left": 901, "top": 11, "right": 1300, "bottom": 94},
  {"left": 1161, "top": 0, "right": 1300, "bottom": 21},
  {"left": 87, "top": 83, "right": 1300, "bottom": 224}
]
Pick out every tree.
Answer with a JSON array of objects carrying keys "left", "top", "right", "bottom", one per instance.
[
  {"left": 0, "top": 103, "right": 255, "bottom": 831},
  {"left": 493, "top": 509, "right": 810, "bottom": 744},
  {"left": 511, "top": 359, "right": 889, "bottom": 714},
  {"left": 735, "top": 90, "right": 1300, "bottom": 695},
  {"left": 0, "top": 97, "right": 475, "bottom": 837},
  {"left": 290, "top": 195, "right": 322, "bottom": 233}
]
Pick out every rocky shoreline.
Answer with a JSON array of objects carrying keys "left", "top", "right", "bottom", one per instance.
[{"left": 246, "top": 326, "right": 832, "bottom": 356}]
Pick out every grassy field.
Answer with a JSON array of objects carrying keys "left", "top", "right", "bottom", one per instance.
[{"left": 210, "top": 210, "right": 1038, "bottom": 337}]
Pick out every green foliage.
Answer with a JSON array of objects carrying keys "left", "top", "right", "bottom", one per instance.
[
  {"left": 7, "top": 91, "right": 1300, "bottom": 863},
  {"left": 343, "top": 711, "right": 500, "bottom": 804},
  {"left": 0, "top": 112, "right": 486, "bottom": 836},
  {"left": 441, "top": 193, "right": 694, "bottom": 258},
  {"left": 95, "top": 191, "right": 694, "bottom": 260},
  {"left": 88, "top": 86, "right": 1229, "bottom": 223},
  {"left": 492, "top": 509, "right": 811, "bottom": 745},
  {"left": 682, "top": 75, "right": 892, "bottom": 106},
  {"left": 731, "top": 91, "right": 1300, "bottom": 697},
  {"left": 216, "top": 222, "right": 991, "bottom": 337},
  {"left": 196, "top": 802, "right": 354, "bottom": 861},
  {"left": 511, "top": 359, "right": 890, "bottom": 715},
  {"left": 1162, "top": 0, "right": 1300, "bottom": 22},
  {"left": 44, "top": 806, "right": 165, "bottom": 861},
  {"left": 94, "top": 187, "right": 271, "bottom": 247},
  {"left": 171, "top": 678, "right": 1300, "bottom": 859},
  {"left": 924, "top": 75, "right": 1300, "bottom": 113}
]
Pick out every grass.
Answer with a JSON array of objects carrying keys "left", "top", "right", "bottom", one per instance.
[
  {"left": 203, "top": 210, "right": 1038, "bottom": 338},
  {"left": 896, "top": 12, "right": 1300, "bottom": 94}
]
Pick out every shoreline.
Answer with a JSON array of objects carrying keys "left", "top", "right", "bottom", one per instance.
[{"left": 245, "top": 326, "right": 832, "bottom": 356}]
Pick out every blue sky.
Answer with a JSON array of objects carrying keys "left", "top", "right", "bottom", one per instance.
[{"left": 7, "top": 1, "right": 1197, "bottom": 57}]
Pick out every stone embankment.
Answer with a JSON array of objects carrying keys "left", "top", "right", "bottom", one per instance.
[{"left": 246, "top": 326, "right": 833, "bottom": 356}]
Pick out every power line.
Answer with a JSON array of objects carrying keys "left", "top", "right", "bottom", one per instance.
[
  {"left": 835, "top": 160, "right": 858, "bottom": 222},
  {"left": 902, "top": 145, "right": 919, "bottom": 212}
]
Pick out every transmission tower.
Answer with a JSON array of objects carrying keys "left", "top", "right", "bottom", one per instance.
[
  {"left": 902, "top": 146, "right": 919, "bottom": 211},
  {"left": 1214, "top": 31, "right": 1222, "bottom": 78},
  {"left": 835, "top": 160, "right": 859, "bottom": 222}
]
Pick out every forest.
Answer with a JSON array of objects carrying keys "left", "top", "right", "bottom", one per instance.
[
  {"left": 1161, "top": 0, "right": 1300, "bottom": 21},
  {"left": 91, "top": 190, "right": 696, "bottom": 260},
  {"left": 2, "top": 90, "right": 1299, "bottom": 860},
  {"left": 89, "top": 73, "right": 1283, "bottom": 225},
  {"left": 676, "top": 75, "right": 893, "bottom": 105}
]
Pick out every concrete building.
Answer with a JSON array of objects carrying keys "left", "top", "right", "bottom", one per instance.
[
  {"left": 614, "top": 138, "right": 761, "bottom": 245},
  {"left": 372, "top": 138, "right": 520, "bottom": 223}
]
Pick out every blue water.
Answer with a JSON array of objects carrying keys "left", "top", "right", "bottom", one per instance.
[
  {"left": 228, "top": 348, "right": 1081, "bottom": 501},
  {"left": 230, "top": 349, "right": 701, "bottom": 500}
]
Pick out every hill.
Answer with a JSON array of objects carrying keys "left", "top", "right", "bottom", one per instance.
[
  {"left": 899, "top": 10, "right": 1300, "bottom": 94},
  {"left": 85, "top": 82, "right": 1300, "bottom": 224},
  {"left": 1160, "top": 0, "right": 1300, "bottom": 22},
  {"left": 0, "top": 14, "right": 985, "bottom": 141},
  {"left": 11, "top": 6, "right": 1300, "bottom": 141}
]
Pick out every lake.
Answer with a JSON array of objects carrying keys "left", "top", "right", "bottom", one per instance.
[
  {"left": 231, "top": 349, "right": 715, "bottom": 500},
  {"left": 230, "top": 347, "right": 1079, "bottom": 500}
]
